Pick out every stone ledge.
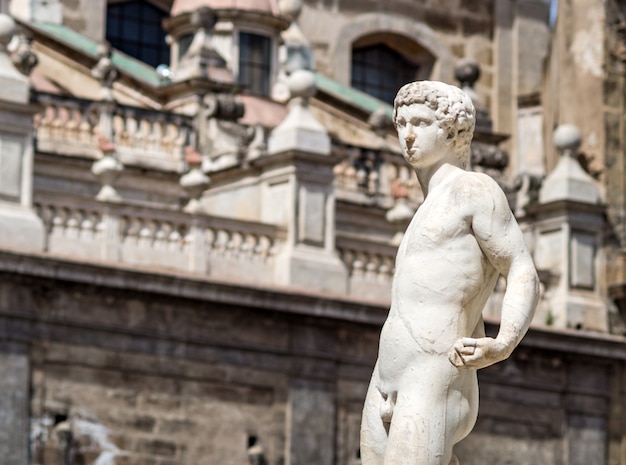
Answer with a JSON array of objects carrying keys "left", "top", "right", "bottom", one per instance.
[{"left": 0, "top": 249, "right": 388, "bottom": 326}]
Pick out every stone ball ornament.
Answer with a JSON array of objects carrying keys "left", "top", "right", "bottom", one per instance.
[
  {"left": 553, "top": 124, "right": 582, "bottom": 153},
  {"left": 0, "top": 14, "right": 15, "bottom": 47},
  {"left": 286, "top": 69, "right": 316, "bottom": 99}
]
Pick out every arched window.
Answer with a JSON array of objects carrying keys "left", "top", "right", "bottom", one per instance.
[
  {"left": 349, "top": 33, "right": 434, "bottom": 104},
  {"left": 106, "top": 1, "right": 170, "bottom": 68},
  {"left": 351, "top": 44, "right": 419, "bottom": 104}
]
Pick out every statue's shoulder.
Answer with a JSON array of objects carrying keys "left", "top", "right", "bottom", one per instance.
[
  {"left": 450, "top": 171, "right": 509, "bottom": 210},
  {"left": 449, "top": 170, "right": 497, "bottom": 193}
]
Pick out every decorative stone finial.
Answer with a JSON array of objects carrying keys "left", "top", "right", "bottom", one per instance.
[
  {"left": 278, "top": 0, "right": 302, "bottom": 21},
  {"left": 539, "top": 124, "right": 601, "bottom": 204},
  {"left": 10, "top": 30, "right": 38, "bottom": 76},
  {"left": 91, "top": 43, "right": 118, "bottom": 101},
  {"left": 455, "top": 58, "right": 491, "bottom": 130},
  {"left": 454, "top": 58, "right": 480, "bottom": 88},
  {"left": 0, "top": 14, "right": 30, "bottom": 104},
  {"left": 368, "top": 108, "right": 393, "bottom": 132},
  {"left": 267, "top": 68, "right": 330, "bottom": 156},
  {"left": 553, "top": 124, "right": 582, "bottom": 154},
  {"left": 0, "top": 14, "right": 15, "bottom": 49},
  {"left": 286, "top": 69, "right": 316, "bottom": 100}
]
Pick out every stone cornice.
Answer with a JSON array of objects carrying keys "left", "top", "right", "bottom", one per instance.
[{"left": 0, "top": 249, "right": 388, "bottom": 325}]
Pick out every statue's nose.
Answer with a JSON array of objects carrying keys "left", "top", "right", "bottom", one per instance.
[{"left": 405, "top": 125, "right": 416, "bottom": 144}]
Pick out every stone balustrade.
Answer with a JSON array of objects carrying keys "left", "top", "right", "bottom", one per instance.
[
  {"left": 35, "top": 197, "right": 283, "bottom": 285},
  {"left": 35, "top": 93, "right": 192, "bottom": 171},
  {"left": 36, "top": 94, "right": 99, "bottom": 157},
  {"left": 337, "top": 235, "right": 396, "bottom": 303},
  {"left": 333, "top": 147, "right": 423, "bottom": 208}
]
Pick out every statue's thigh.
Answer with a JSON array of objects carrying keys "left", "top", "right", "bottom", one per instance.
[
  {"left": 361, "top": 365, "right": 387, "bottom": 465},
  {"left": 383, "top": 390, "right": 457, "bottom": 465}
]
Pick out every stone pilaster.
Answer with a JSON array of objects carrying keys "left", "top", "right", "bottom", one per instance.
[
  {"left": 531, "top": 125, "right": 607, "bottom": 331},
  {"left": 0, "top": 344, "right": 29, "bottom": 465},
  {"left": 9, "top": 0, "right": 62, "bottom": 24},
  {"left": 0, "top": 15, "right": 44, "bottom": 253},
  {"left": 266, "top": 69, "right": 347, "bottom": 294}
]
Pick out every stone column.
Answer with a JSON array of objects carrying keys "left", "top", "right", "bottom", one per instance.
[{"left": 0, "top": 14, "right": 44, "bottom": 253}]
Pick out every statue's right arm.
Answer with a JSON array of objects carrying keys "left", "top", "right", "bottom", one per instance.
[{"left": 450, "top": 174, "right": 539, "bottom": 370}]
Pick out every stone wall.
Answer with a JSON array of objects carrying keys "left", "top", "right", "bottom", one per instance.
[{"left": 0, "top": 251, "right": 624, "bottom": 465}]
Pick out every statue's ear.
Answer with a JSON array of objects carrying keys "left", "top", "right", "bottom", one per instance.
[{"left": 446, "top": 127, "right": 457, "bottom": 143}]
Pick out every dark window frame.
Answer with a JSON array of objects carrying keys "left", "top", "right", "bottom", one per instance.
[
  {"left": 238, "top": 31, "right": 272, "bottom": 96},
  {"left": 106, "top": 0, "right": 170, "bottom": 68},
  {"left": 351, "top": 44, "right": 419, "bottom": 104}
]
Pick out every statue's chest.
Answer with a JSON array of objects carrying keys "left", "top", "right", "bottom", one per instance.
[{"left": 400, "top": 194, "right": 472, "bottom": 254}]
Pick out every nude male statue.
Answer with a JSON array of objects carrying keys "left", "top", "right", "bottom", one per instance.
[{"left": 360, "top": 81, "right": 540, "bottom": 465}]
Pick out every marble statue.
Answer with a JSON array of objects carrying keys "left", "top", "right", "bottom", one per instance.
[{"left": 360, "top": 81, "right": 540, "bottom": 465}]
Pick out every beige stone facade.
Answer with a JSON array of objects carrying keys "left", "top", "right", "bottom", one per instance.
[{"left": 0, "top": 0, "right": 624, "bottom": 464}]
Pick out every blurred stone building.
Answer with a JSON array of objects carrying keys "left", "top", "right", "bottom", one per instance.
[{"left": 0, "top": 0, "right": 624, "bottom": 464}]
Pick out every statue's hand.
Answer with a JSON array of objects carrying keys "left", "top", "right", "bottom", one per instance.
[{"left": 448, "top": 337, "right": 512, "bottom": 370}]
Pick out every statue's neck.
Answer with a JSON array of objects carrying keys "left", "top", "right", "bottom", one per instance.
[{"left": 416, "top": 158, "right": 464, "bottom": 198}]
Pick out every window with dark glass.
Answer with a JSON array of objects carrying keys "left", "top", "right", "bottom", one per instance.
[
  {"left": 238, "top": 32, "right": 271, "bottom": 96},
  {"left": 106, "top": 1, "right": 170, "bottom": 68},
  {"left": 351, "top": 44, "right": 419, "bottom": 104}
]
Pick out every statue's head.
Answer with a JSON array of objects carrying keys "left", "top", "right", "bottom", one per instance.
[{"left": 393, "top": 81, "right": 475, "bottom": 167}]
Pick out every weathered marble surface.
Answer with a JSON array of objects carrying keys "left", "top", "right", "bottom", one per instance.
[{"left": 361, "top": 81, "right": 540, "bottom": 465}]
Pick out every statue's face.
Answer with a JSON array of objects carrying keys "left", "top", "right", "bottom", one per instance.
[{"left": 395, "top": 103, "right": 448, "bottom": 168}]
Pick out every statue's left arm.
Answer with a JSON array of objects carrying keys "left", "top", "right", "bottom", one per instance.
[{"left": 449, "top": 174, "right": 540, "bottom": 370}]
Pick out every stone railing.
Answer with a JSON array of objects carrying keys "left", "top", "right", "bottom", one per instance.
[
  {"left": 34, "top": 197, "right": 283, "bottom": 285},
  {"left": 333, "top": 146, "right": 423, "bottom": 208},
  {"left": 35, "top": 94, "right": 100, "bottom": 157},
  {"left": 34, "top": 93, "right": 192, "bottom": 172},
  {"left": 337, "top": 234, "right": 397, "bottom": 303}
]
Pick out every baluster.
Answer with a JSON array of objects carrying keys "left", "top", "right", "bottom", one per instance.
[
  {"left": 365, "top": 254, "right": 379, "bottom": 280},
  {"left": 80, "top": 211, "right": 95, "bottom": 241},
  {"left": 241, "top": 234, "right": 255, "bottom": 260},
  {"left": 35, "top": 103, "right": 52, "bottom": 141},
  {"left": 150, "top": 117, "right": 164, "bottom": 153},
  {"left": 63, "top": 104, "right": 79, "bottom": 142},
  {"left": 162, "top": 121, "right": 176, "bottom": 154},
  {"left": 125, "top": 109, "right": 139, "bottom": 148},
  {"left": 154, "top": 222, "right": 170, "bottom": 250},
  {"left": 227, "top": 232, "right": 242, "bottom": 259},
  {"left": 65, "top": 208, "right": 81, "bottom": 240},
  {"left": 168, "top": 227, "right": 182, "bottom": 251},
  {"left": 135, "top": 117, "right": 149, "bottom": 150},
  {"left": 255, "top": 235, "right": 271, "bottom": 260},
  {"left": 125, "top": 217, "right": 142, "bottom": 245},
  {"left": 78, "top": 107, "right": 93, "bottom": 145},
  {"left": 138, "top": 220, "right": 155, "bottom": 247},
  {"left": 204, "top": 228, "right": 216, "bottom": 264},
  {"left": 215, "top": 229, "right": 229, "bottom": 255},
  {"left": 173, "top": 121, "right": 188, "bottom": 161},
  {"left": 50, "top": 102, "right": 64, "bottom": 141},
  {"left": 113, "top": 111, "right": 127, "bottom": 146},
  {"left": 352, "top": 252, "right": 365, "bottom": 279}
]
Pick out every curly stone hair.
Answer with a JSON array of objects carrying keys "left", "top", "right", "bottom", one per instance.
[{"left": 393, "top": 81, "right": 476, "bottom": 167}]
